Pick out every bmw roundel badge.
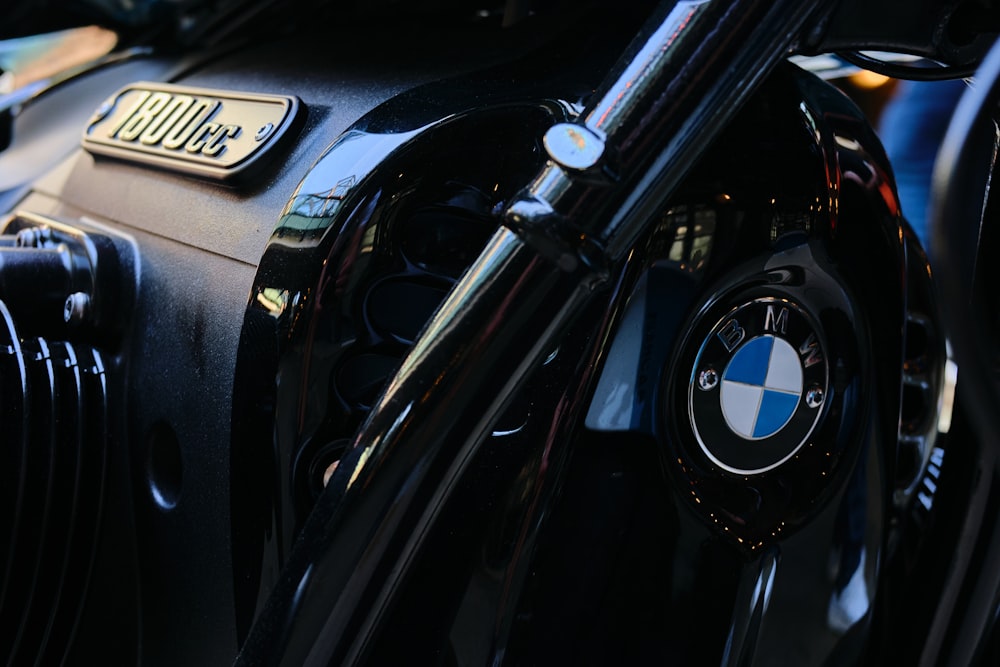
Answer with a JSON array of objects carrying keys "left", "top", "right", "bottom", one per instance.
[{"left": 688, "top": 297, "right": 828, "bottom": 475}]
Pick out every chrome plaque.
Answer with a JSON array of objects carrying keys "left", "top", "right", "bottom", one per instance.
[{"left": 82, "top": 82, "right": 302, "bottom": 182}]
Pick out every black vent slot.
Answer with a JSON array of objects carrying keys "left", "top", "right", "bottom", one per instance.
[
  {"left": 894, "top": 233, "right": 949, "bottom": 516},
  {"left": 298, "top": 207, "right": 495, "bottom": 507},
  {"left": 366, "top": 278, "right": 451, "bottom": 345}
]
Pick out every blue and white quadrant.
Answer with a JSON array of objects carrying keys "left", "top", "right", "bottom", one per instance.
[{"left": 720, "top": 335, "right": 803, "bottom": 439}]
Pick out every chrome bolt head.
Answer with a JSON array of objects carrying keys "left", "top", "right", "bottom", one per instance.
[
  {"left": 64, "top": 292, "right": 91, "bottom": 325},
  {"left": 255, "top": 123, "right": 274, "bottom": 142},
  {"left": 543, "top": 123, "right": 605, "bottom": 170},
  {"left": 806, "top": 385, "right": 824, "bottom": 409},
  {"left": 698, "top": 367, "right": 719, "bottom": 391}
]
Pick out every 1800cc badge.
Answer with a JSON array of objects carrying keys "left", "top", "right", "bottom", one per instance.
[
  {"left": 82, "top": 82, "right": 302, "bottom": 183},
  {"left": 688, "top": 297, "right": 828, "bottom": 475}
]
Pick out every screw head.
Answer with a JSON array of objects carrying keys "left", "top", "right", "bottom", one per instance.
[
  {"left": 64, "top": 292, "right": 91, "bottom": 325},
  {"left": 806, "top": 385, "right": 824, "bottom": 409},
  {"left": 698, "top": 367, "right": 719, "bottom": 391},
  {"left": 255, "top": 123, "right": 274, "bottom": 142}
]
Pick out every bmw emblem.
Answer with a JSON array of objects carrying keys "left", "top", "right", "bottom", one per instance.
[{"left": 687, "top": 297, "right": 828, "bottom": 475}]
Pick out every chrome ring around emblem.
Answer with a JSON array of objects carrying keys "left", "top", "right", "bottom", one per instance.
[{"left": 686, "top": 297, "right": 829, "bottom": 475}]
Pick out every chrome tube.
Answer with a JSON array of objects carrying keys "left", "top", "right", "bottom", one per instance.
[{"left": 508, "top": 0, "right": 837, "bottom": 264}]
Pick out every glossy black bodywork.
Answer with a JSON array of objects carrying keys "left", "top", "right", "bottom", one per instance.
[
  {"left": 494, "top": 66, "right": 906, "bottom": 665},
  {"left": 1, "top": 0, "right": 993, "bottom": 664},
  {"left": 230, "top": 101, "right": 570, "bottom": 641},
  {"left": 231, "top": 46, "right": 916, "bottom": 662}
]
